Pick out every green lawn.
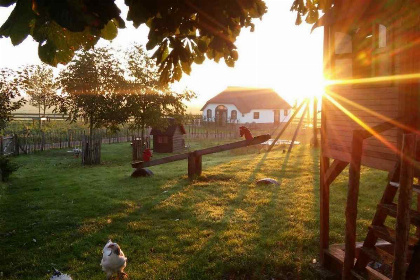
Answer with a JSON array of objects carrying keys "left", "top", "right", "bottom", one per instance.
[{"left": 0, "top": 141, "right": 388, "bottom": 279}]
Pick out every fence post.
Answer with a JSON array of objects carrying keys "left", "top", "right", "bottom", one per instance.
[
  {"left": 14, "top": 134, "right": 19, "bottom": 156},
  {"left": 41, "top": 131, "right": 45, "bottom": 151}
]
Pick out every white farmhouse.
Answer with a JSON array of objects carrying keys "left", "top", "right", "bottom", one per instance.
[{"left": 201, "top": 87, "right": 292, "bottom": 125}]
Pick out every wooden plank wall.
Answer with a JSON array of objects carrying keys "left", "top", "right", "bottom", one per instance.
[
  {"left": 172, "top": 127, "right": 185, "bottom": 152},
  {"left": 323, "top": 85, "right": 400, "bottom": 171}
]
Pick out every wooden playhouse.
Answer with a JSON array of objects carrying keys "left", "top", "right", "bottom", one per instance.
[
  {"left": 317, "top": 0, "right": 419, "bottom": 279},
  {"left": 150, "top": 118, "right": 186, "bottom": 153}
]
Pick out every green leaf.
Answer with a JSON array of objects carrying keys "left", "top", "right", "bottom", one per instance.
[
  {"left": 173, "top": 63, "right": 182, "bottom": 81},
  {"left": 38, "top": 42, "right": 58, "bottom": 66},
  {"left": 295, "top": 14, "right": 302, "bottom": 25},
  {"left": 101, "top": 20, "right": 118, "bottom": 41},
  {"left": 0, "top": 0, "right": 35, "bottom": 45},
  {"left": 194, "top": 52, "right": 205, "bottom": 64},
  {"left": 231, "top": 50, "right": 238, "bottom": 60},
  {"left": 197, "top": 39, "right": 208, "bottom": 53},
  {"left": 181, "top": 61, "right": 191, "bottom": 75}
]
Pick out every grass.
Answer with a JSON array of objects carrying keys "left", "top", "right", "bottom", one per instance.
[{"left": 0, "top": 140, "right": 389, "bottom": 280}]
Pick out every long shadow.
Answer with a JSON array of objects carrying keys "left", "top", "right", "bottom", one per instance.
[
  {"left": 163, "top": 147, "right": 295, "bottom": 279},
  {"left": 0, "top": 156, "right": 194, "bottom": 279},
  {"left": 244, "top": 145, "right": 314, "bottom": 279},
  {"left": 1, "top": 144, "right": 315, "bottom": 279},
  {"left": 162, "top": 150, "right": 284, "bottom": 278}
]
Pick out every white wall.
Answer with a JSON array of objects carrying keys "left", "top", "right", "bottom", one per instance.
[{"left": 202, "top": 103, "right": 291, "bottom": 124}]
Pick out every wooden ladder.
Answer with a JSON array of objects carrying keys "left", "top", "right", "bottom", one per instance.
[{"left": 353, "top": 140, "right": 420, "bottom": 279}]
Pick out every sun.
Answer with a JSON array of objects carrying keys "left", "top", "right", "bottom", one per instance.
[{"left": 273, "top": 74, "right": 325, "bottom": 106}]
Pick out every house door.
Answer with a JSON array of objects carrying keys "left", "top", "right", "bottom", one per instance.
[
  {"left": 215, "top": 105, "right": 228, "bottom": 126},
  {"left": 274, "top": 110, "right": 280, "bottom": 124}
]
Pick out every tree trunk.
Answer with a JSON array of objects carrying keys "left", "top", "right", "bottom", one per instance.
[
  {"left": 141, "top": 124, "right": 145, "bottom": 154},
  {"left": 38, "top": 103, "right": 42, "bottom": 129}
]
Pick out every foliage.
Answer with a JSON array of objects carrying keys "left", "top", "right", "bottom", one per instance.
[
  {"left": 0, "top": 0, "right": 123, "bottom": 66},
  {"left": 0, "top": 68, "right": 25, "bottom": 131},
  {"left": 0, "top": 0, "right": 267, "bottom": 83},
  {"left": 19, "top": 64, "right": 57, "bottom": 116},
  {"left": 0, "top": 155, "right": 19, "bottom": 182},
  {"left": 57, "top": 47, "right": 126, "bottom": 137},
  {"left": 124, "top": 44, "right": 196, "bottom": 135}
]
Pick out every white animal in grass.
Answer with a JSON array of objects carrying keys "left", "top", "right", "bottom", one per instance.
[
  {"left": 100, "top": 240, "right": 127, "bottom": 279},
  {"left": 50, "top": 268, "right": 72, "bottom": 280}
]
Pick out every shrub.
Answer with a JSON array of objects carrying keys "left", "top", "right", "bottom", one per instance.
[{"left": 0, "top": 156, "right": 19, "bottom": 182}]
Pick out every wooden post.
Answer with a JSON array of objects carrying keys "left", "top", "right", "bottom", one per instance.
[
  {"left": 343, "top": 130, "right": 364, "bottom": 280},
  {"left": 320, "top": 23, "right": 330, "bottom": 264},
  {"left": 13, "top": 134, "right": 19, "bottom": 156},
  {"left": 320, "top": 155, "right": 330, "bottom": 265},
  {"left": 313, "top": 96, "right": 319, "bottom": 147},
  {"left": 41, "top": 131, "right": 45, "bottom": 151},
  {"left": 393, "top": 133, "right": 415, "bottom": 279},
  {"left": 417, "top": 192, "right": 420, "bottom": 238},
  {"left": 406, "top": 240, "right": 420, "bottom": 280},
  {"left": 195, "top": 155, "right": 202, "bottom": 176},
  {"left": 0, "top": 136, "right": 3, "bottom": 156},
  {"left": 188, "top": 153, "right": 196, "bottom": 179}
]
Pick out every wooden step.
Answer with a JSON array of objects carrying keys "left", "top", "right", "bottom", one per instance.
[
  {"left": 369, "top": 225, "right": 419, "bottom": 247},
  {"left": 389, "top": 182, "right": 420, "bottom": 194},
  {"left": 378, "top": 203, "right": 420, "bottom": 227},
  {"left": 360, "top": 247, "right": 395, "bottom": 267},
  {"left": 350, "top": 269, "right": 368, "bottom": 280},
  {"left": 351, "top": 268, "right": 390, "bottom": 280}
]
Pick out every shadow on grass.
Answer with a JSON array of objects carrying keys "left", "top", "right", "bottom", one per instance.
[{"left": 0, "top": 143, "right": 323, "bottom": 279}]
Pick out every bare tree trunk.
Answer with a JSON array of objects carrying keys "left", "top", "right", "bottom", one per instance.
[
  {"left": 38, "top": 103, "right": 42, "bottom": 130},
  {"left": 141, "top": 124, "right": 145, "bottom": 154},
  {"left": 43, "top": 99, "right": 46, "bottom": 116}
]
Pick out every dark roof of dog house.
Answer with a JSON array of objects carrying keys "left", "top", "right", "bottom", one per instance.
[{"left": 150, "top": 118, "right": 186, "bottom": 136}]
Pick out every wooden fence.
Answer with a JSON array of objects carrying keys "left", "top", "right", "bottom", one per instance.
[{"left": 0, "top": 128, "right": 150, "bottom": 156}]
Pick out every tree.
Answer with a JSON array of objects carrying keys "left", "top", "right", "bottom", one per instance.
[
  {"left": 124, "top": 44, "right": 196, "bottom": 150},
  {"left": 0, "top": 0, "right": 267, "bottom": 83},
  {"left": 0, "top": 68, "right": 25, "bottom": 131},
  {"left": 57, "top": 47, "right": 126, "bottom": 139},
  {"left": 20, "top": 64, "right": 57, "bottom": 119}
]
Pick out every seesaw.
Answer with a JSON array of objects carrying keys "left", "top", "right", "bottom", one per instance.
[{"left": 131, "top": 134, "right": 270, "bottom": 179}]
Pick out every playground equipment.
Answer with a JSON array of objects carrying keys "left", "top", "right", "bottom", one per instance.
[{"left": 131, "top": 134, "right": 270, "bottom": 179}]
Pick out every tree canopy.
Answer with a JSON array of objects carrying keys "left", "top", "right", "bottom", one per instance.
[
  {"left": 19, "top": 64, "right": 57, "bottom": 117},
  {"left": 124, "top": 43, "right": 196, "bottom": 146},
  {"left": 0, "top": 0, "right": 267, "bottom": 83},
  {"left": 57, "top": 47, "right": 126, "bottom": 137},
  {"left": 0, "top": 68, "right": 25, "bottom": 131}
]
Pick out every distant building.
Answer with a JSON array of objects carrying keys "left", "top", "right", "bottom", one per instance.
[
  {"left": 201, "top": 87, "right": 292, "bottom": 125},
  {"left": 150, "top": 118, "right": 186, "bottom": 153}
]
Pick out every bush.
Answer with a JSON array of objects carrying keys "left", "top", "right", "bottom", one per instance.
[{"left": 0, "top": 156, "right": 19, "bottom": 182}]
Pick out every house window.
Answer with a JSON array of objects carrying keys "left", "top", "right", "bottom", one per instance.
[
  {"left": 347, "top": 23, "right": 391, "bottom": 80},
  {"left": 374, "top": 24, "right": 391, "bottom": 77},
  {"left": 157, "top": 136, "right": 168, "bottom": 144},
  {"left": 334, "top": 32, "right": 353, "bottom": 79},
  {"left": 284, "top": 110, "right": 288, "bottom": 116},
  {"left": 253, "top": 112, "right": 260, "bottom": 119},
  {"left": 206, "top": 109, "right": 212, "bottom": 120},
  {"left": 231, "top": 110, "right": 237, "bottom": 120}
]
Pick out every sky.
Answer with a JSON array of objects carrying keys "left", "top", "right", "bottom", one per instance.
[{"left": 0, "top": 0, "right": 324, "bottom": 113}]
